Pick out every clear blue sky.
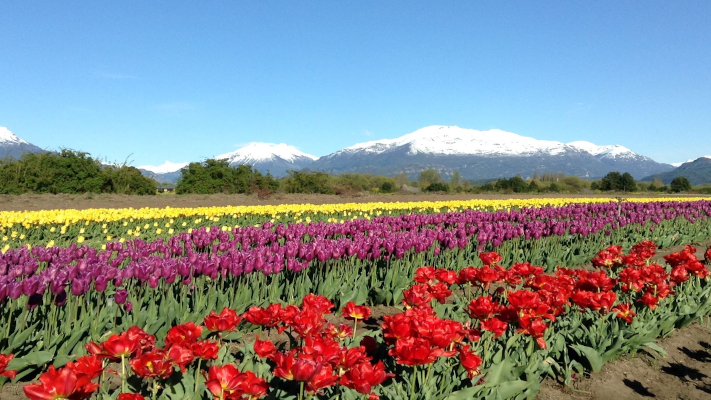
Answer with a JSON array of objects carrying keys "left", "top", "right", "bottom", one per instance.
[{"left": 1, "top": 1, "right": 710, "bottom": 166}]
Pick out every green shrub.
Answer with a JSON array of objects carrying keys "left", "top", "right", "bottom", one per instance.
[{"left": 176, "top": 159, "right": 278, "bottom": 194}]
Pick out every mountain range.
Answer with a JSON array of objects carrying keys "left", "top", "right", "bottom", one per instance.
[
  {"left": 0, "top": 126, "right": 44, "bottom": 159},
  {"left": 5, "top": 124, "right": 710, "bottom": 185},
  {"left": 308, "top": 126, "right": 673, "bottom": 181}
]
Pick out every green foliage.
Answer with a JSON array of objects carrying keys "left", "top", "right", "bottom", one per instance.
[
  {"left": 493, "top": 176, "right": 529, "bottom": 193},
  {"left": 104, "top": 166, "right": 158, "bottom": 195},
  {"left": 418, "top": 169, "right": 442, "bottom": 187},
  {"left": 0, "top": 150, "right": 157, "bottom": 195},
  {"left": 425, "top": 182, "right": 450, "bottom": 192},
  {"left": 598, "top": 171, "right": 637, "bottom": 192},
  {"left": 175, "top": 160, "right": 278, "bottom": 194},
  {"left": 670, "top": 176, "right": 692, "bottom": 193},
  {"left": 281, "top": 170, "right": 334, "bottom": 194},
  {"left": 380, "top": 181, "right": 395, "bottom": 193}
]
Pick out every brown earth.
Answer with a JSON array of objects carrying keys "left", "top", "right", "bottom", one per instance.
[
  {"left": 0, "top": 192, "right": 704, "bottom": 212},
  {"left": 536, "top": 322, "right": 711, "bottom": 400}
]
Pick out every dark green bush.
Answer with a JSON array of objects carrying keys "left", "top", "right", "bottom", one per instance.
[
  {"left": 0, "top": 150, "right": 157, "bottom": 195},
  {"left": 425, "top": 182, "right": 450, "bottom": 192},
  {"left": 176, "top": 160, "right": 278, "bottom": 195}
]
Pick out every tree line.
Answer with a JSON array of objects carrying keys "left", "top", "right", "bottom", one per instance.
[
  {"left": 0, "top": 150, "right": 156, "bottom": 195},
  {"left": 0, "top": 151, "right": 700, "bottom": 196}
]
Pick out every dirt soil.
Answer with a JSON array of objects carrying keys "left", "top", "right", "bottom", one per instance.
[
  {"left": 0, "top": 192, "right": 702, "bottom": 212},
  {"left": 536, "top": 322, "right": 711, "bottom": 400}
]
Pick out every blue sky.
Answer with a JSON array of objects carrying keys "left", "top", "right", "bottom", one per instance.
[{"left": 1, "top": 1, "right": 710, "bottom": 166}]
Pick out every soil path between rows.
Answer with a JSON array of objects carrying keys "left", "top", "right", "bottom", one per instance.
[{"left": 1, "top": 192, "right": 704, "bottom": 212}]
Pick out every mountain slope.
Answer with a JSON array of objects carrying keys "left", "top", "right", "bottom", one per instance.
[
  {"left": 216, "top": 142, "right": 317, "bottom": 177},
  {"left": 309, "top": 126, "right": 672, "bottom": 180},
  {"left": 642, "top": 157, "right": 711, "bottom": 185},
  {"left": 0, "top": 127, "right": 45, "bottom": 159}
]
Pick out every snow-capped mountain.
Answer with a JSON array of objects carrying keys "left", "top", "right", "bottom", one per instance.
[
  {"left": 309, "top": 125, "right": 673, "bottom": 180},
  {"left": 216, "top": 142, "right": 317, "bottom": 177},
  {"left": 338, "top": 126, "right": 570, "bottom": 157},
  {"left": 137, "top": 161, "right": 189, "bottom": 184},
  {"left": 0, "top": 126, "right": 44, "bottom": 159},
  {"left": 566, "top": 141, "right": 637, "bottom": 160}
]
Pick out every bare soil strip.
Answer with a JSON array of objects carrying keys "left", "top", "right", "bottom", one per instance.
[{"left": 0, "top": 192, "right": 702, "bottom": 212}]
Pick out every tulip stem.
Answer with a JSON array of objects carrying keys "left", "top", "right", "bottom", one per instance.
[
  {"left": 194, "top": 358, "right": 202, "bottom": 395},
  {"left": 121, "top": 354, "right": 127, "bottom": 393},
  {"left": 352, "top": 319, "right": 358, "bottom": 340},
  {"left": 152, "top": 378, "right": 159, "bottom": 400},
  {"left": 424, "top": 363, "right": 434, "bottom": 391},
  {"left": 299, "top": 381, "right": 305, "bottom": 400},
  {"left": 409, "top": 365, "right": 417, "bottom": 400}
]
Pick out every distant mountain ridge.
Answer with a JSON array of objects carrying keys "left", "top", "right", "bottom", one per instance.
[
  {"left": 642, "top": 157, "right": 711, "bottom": 185},
  {"left": 2, "top": 125, "right": 686, "bottom": 184},
  {"left": 0, "top": 126, "right": 44, "bottom": 159},
  {"left": 137, "top": 161, "right": 189, "bottom": 184},
  {"left": 309, "top": 126, "right": 673, "bottom": 181}
]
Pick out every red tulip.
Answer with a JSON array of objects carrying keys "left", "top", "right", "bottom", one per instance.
[
  {"left": 341, "top": 301, "right": 372, "bottom": 321},
  {"left": 467, "top": 295, "right": 500, "bottom": 320},
  {"left": 434, "top": 269, "right": 458, "bottom": 285},
  {"left": 413, "top": 266, "right": 437, "bottom": 283},
  {"left": 204, "top": 307, "right": 242, "bottom": 332},
  {"left": 242, "top": 304, "right": 282, "bottom": 327},
  {"left": 388, "top": 336, "right": 450, "bottom": 366},
  {"left": 66, "top": 355, "right": 103, "bottom": 380},
  {"left": 23, "top": 366, "right": 99, "bottom": 400},
  {"left": 0, "top": 353, "right": 18, "bottom": 380},
  {"left": 236, "top": 370, "right": 269, "bottom": 399},
  {"left": 192, "top": 340, "right": 220, "bottom": 360},
  {"left": 612, "top": 303, "right": 637, "bottom": 324},
  {"left": 165, "top": 322, "right": 204, "bottom": 347},
  {"left": 205, "top": 364, "right": 249, "bottom": 400},
  {"left": 253, "top": 337, "right": 276, "bottom": 359},
  {"left": 402, "top": 284, "right": 433, "bottom": 308},
  {"left": 205, "top": 365, "right": 268, "bottom": 400},
  {"left": 305, "top": 363, "right": 338, "bottom": 394},
  {"left": 480, "top": 317, "right": 508, "bottom": 338},
  {"left": 479, "top": 252, "right": 502, "bottom": 265},
  {"left": 130, "top": 350, "right": 174, "bottom": 379},
  {"left": 87, "top": 332, "right": 141, "bottom": 361},
  {"left": 340, "top": 361, "right": 394, "bottom": 394},
  {"left": 167, "top": 344, "right": 195, "bottom": 372},
  {"left": 458, "top": 345, "right": 482, "bottom": 379},
  {"left": 118, "top": 394, "right": 147, "bottom": 400},
  {"left": 301, "top": 294, "right": 335, "bottom": 315},
  {"left": 292, "top": 358, "right": 323, "bottom": 382}
]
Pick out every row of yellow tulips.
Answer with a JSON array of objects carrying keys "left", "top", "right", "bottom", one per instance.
[{"left": 1, "top": 197, "right": 706, "bottom": 251}]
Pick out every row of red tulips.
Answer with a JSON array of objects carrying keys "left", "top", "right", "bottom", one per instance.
[{"left": 2, "top": 242, "right": 710, "bottom": 399}]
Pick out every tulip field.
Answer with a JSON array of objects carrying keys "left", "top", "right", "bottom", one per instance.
[{"left": 1, "top": 197, "right": 711, "bottom": 399}]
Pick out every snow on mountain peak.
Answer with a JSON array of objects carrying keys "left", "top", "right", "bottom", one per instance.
[
  {"left": 567, "top": 141, "right": 634, "bottom": 158},
  {"left": 138, "top": 161, "right": 189, "bottom": 174},
  {"left": 341, "top": 125, "right": 570, "bottom": 157},
  {"left": 216, "top": 142, "right": 317, "bottom": 164},
  {"left": 0, "top": 126, "right": 29, "bottom": 145}
]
